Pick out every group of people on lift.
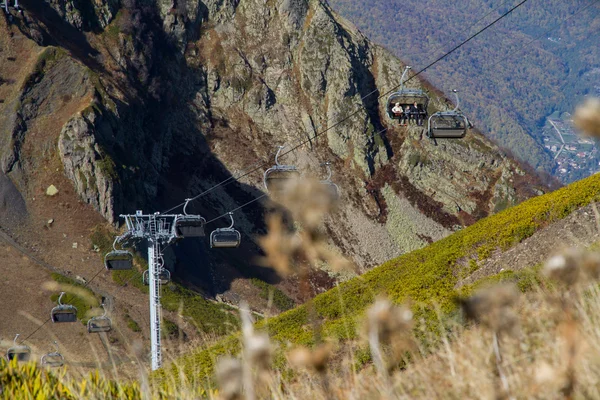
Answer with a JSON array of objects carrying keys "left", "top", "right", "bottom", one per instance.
[{"left": 391, "top": 101, "right": 426, "bottom": 126}]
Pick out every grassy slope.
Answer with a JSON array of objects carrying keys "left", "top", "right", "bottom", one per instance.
[{"left": 161, "top": 172, "right": 600, "bottom": 382}]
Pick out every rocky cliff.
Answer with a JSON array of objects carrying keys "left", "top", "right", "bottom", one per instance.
[{"left": 0, "top": 0, "right": 544, "bottom": 304}]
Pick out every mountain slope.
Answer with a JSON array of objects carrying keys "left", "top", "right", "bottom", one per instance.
[
  {"left": 164, "top": 171, "right": 600, "bottom": 380},
  {"left": 0, "top": 0, "right": 544, "bottom": 369}
]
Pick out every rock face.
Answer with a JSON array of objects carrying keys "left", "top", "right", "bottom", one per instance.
[
  {"left": 58, "top": 111, "right": 117, "bottom": 222},
  {"left": 4, "top": 0, "right": 545, "bottom": 285}
]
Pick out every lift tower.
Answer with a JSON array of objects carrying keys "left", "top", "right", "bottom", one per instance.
[{"left": 119, "top": 210, "right": 205, "bottom": 370}]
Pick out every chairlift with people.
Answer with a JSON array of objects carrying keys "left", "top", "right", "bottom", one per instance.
[
  {"left": 87, "top": 304, "right": 112, "bottom": 333},
  {"left": 40, "top": 341, "right": 64, "bottom": 367},
  {"left": 172, "top": 198, "right": 207, "bottom": 238},
  {"left": 386, "top": 66, "right": 429, "bottom": 124},
  {"left": 264, "top": 145, "right": 300, "bottom": 194},
  {"left": 6, "top": 334, "right": 30, "bottom": 362},
  {"left": 427, "top": 90, "right": 471, "bottom": 139},
  {"left": 210, "top": 212, "right": 242, "bottom": 248},
  {"left": 51, "top": 292, "right": 78, "bottom": 323}
]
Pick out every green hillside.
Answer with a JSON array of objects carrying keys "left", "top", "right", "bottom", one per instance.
[{"left": 159, "top": 172, "right": 600, "bottom": 383}]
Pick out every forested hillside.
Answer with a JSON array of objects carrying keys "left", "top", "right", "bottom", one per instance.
[{"left": 329, "top": 0, "right": 600, "bottom": 181}]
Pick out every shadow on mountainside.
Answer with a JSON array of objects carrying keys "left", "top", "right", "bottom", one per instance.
[{"left": 17, "top": 0, "right": 106, "bottom": 73}]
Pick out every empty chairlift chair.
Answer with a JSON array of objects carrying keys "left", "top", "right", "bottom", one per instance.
[
  {"left": 104, "top": 237, "right": 134, "bottom": 271},
  {"left": 142, "top": 251, "right": 170, "bottom": 285},
  {"left": 427, "top": 90, "right": 470, "bottom": 139},
  {"left": 87, "top": 304, "right": 112, "bottom": 333},
  {"left": 142, "top": 268, "right": 171, "bottom": 285},
  {"left": 319, "top": 162, "right": 340, "bottom": 201},
  {"left": 386, "top": 66, "right": 429, "bottom": 124},
  {"left": 210, "top": 212, "right": 241, "bottom": 248},
  {"left": 264, "top": 145, "right": 300, "bottom": 195},
  {"left": 172, "top": 198, "right": 206, "bottom": 238},
  {"left": 6, "top": 334, "right": 30, "bottom": 362},
  {"left": 41, "top": 341, "right": 64, "bottom": 368},
  {"left": 51, "top": 292, "right": 78, "bottom": 323}
]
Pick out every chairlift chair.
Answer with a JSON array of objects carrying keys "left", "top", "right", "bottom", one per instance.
[
  {"left": 41, "top": 341, "right": 64, "bottom": 367},
  {"left": 104, "top": 237, "right": 134, "bottom": 270},
  {"left": 87, "top": 304, "right": 112, "bottom": 333},
  {"left": 427, "top": 90, "right": 469, "bottom": 139},
  {"left": 6, "top": 334, "right": 30, "bottom": 362},
  {"left": 172, "top": 198, "right": 207, "bottom": 238},
  {"left": 142, "top": 268, "right": 171, "bottom": 285},
  {"left": 210, "top": 213, "right": 242, "bottom": 248},
  {"left": 386, "top": 66, "right": 429, "bottom": 121},
  {"left": 264, "top": 145, "right": 300, "bottom": 194},
  {"left": 51, "top": 292, "right": 78, "bottom": 323},
  {"left": 320, "top": 162, "right": 340, "bottom": 201}
]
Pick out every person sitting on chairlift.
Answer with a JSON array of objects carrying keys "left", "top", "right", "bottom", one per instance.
[
  {"left": 416, "top": 104, "right": 426, "bottom": 126},
  {"left": 407, "top": 102, "right": 420, "bottom": 125},
  {"left": 404, "top": 106, "right": 412, "bottom": 125},
  {"left": 392, "top": 102, "right": 403, "bottom": 119}
]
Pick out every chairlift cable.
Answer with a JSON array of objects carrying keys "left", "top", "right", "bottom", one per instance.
[{"left": 160, "top": 0, "right": 531, "bottom": 217}]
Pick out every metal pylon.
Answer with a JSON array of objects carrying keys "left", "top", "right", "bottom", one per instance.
[
  {"left": 148, "top": 239, "right": 162, "bottom": 370},
  {"left": 117, "top": 210, "right": 203, "bottom": 371}
]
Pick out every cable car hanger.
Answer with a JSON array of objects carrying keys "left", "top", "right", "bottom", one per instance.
[
  {"left": 263, "top": 145, "right": 300, "bottom": 194},
  {"left": 320, "top": 162, "right": 340, "bottom": 201},
  {"left": 41, "top": 341, "right": 64, "bottom": 367},
  {"left": 210, "top": 212, "right": 242, "bottom": 248},
  {"left": 427, "top": 89, "right": 471, "bottom": 140},
  {"left": 6, "top": 334, "right": 31, "bottom": 362},
  {"left": 104, "top": 236, "right": 134, "bottom": 271},
  {"left": 51, "top": 292, "right": 78, "bottom": 323},
  {"left": 87, "top": 303, "right": 112, "bottom": 333},
  {"left": 172, "top": 198, "right": 206, "bottom": 238}
]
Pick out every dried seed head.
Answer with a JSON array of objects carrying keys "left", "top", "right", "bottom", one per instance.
[
  {"left": 258, "top": 178, "right": 351, "bottom": 275},
  {"left": 542, "top": 248, "right": 600, "bottom": 286},
  {"left": 367, "top": 298, "right": 414, "bottom": 344},
  {"left": 245, "top": 332, "right": 272, "bottom": 371},
  {"left": 240, "top": 301, "right": 272, "bottom": 372},
  {"left": 258, "top": 214, "right": 302, "bottom": 276},
  {"left": 534, "top": 362, "right": 557, "bottom": 386},
  {"left": 460, "top": 283, "right": 519, "bottom": 334},
  {"left": 544, "top": 251, "right": 582, "bottom": 286},
  {"left": 216, "top": 357, "right": 243, "bottom": 400},
  {"left": 280, "top": 178, "right": 337, "bottom": 229},
  {"left": 288, "top": 343, "right": 333, "bottom": 373},
  {"left": 574, "top": 97, "right": 600, "bottom": 138},
  {"left": 578, "top": 250, "right": 600, "bottom": 280}
]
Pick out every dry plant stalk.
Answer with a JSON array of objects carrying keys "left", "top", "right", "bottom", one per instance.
[
  {"left": 460, "top": 283, "right": 520, "bottom": 400},
  {"left": 288, "top": 343, "right": 334, "bottom": 398},
  {"left": 541, "top": 248, "right": 600, "bottom": 399},
  {"left": 258, "top": 177, "right": 350, "bottom": 278},
  {"left": 365, "top": 298, "right": 414, "bottom": 398}
]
